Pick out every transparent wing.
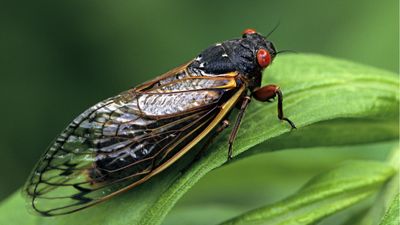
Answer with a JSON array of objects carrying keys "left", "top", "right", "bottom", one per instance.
[{"left": 24, "top": 68, "right": 241, "bottom": 216}]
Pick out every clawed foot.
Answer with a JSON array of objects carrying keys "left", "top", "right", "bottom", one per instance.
[{"left": 281, "top": 117, "right": 296, "bottom": 130}]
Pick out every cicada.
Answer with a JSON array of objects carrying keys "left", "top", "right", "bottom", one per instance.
[{"left": 24, "top": 28, "right": 296, "bottom": 216}]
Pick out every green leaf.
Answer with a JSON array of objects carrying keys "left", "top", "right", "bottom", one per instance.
[
  {"left": 162, "top": 142, "right": 397, "bottom": 225},
  {"left": 218, "top": 160, "right": 395, "bottom": 225},
  {"left": 354, "top": 147, "right": 400, "bottom": 225},
  {"left": 163, "top": 204, "right": 243, "bottom": 225},
  {"left": 378, "top": 148, "right": 400, "bottom": 225},
  {"left": 0, "top": 54, "right": 398, "bottom": 225},
  {"left": 379, "top": 194, "right": 400, "bottom": 225}
]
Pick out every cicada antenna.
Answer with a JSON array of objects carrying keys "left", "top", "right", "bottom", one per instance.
[
  {"left": 265, "top": 21, "right": 281, "bottom": 38},
  {"left": 276, "top": 49, "right": 298, "bottom": 55}
]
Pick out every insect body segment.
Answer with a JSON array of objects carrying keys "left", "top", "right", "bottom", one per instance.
[{"left": 24, "top": 29, "right": 295, "bottom": 216}]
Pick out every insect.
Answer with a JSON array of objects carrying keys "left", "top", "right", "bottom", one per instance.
[{"left": 24, "top": 28, "right": 296, "bottom": 216}]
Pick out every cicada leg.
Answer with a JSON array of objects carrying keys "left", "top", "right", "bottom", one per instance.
[
  {"left": 228, "top": 95, "right": 252, "bottom": 161},
  {"left": 253, "top": 84, "right": 296, "bottom": 129},
  {"left": 179, "top": 119, "right": 230, "bottom": 174},
  {"left": 195, "top": 119, "right": 230, "bottom": 161}
]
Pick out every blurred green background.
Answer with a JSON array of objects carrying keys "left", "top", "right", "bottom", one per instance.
[{"left": 0, "top": 0, "right": 398, "bottom": 221}]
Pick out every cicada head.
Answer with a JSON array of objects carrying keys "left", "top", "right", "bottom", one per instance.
[
  {"left": 189, "top": 28, "right": 278, "bottom": 88},
  {"left": 240, "top": 28, "right": 277, "bottom": 70}
]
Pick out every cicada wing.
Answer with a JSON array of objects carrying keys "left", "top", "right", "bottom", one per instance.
[
  {"left": 24, "top": 97, "right": 220, "bottom": 215},
  {"left": 24, "top": 66, "right": 243, "bottom": 216}
]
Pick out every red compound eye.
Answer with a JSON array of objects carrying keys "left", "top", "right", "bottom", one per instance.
[
  {"left": 242, "top": 28, "right": 256, "bottom": 35},
  {"left": 256, "top": 49, "right": 271, "bottom": 68}
]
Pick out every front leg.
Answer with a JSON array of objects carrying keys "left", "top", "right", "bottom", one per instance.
[{"left": 253, "top": 84, "right": 296, "bottom": 129}]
